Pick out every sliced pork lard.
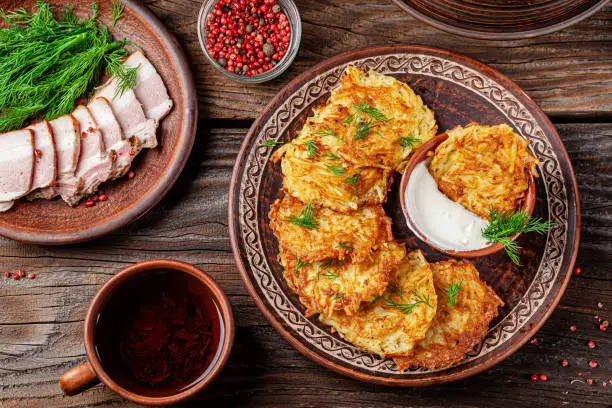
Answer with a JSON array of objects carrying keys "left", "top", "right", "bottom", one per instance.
[
  {"left": 28, "top": 120, "right": 56, "bottom": 191},
  {"left": 124, "top": 51, "right": 173, "bottom": 122},
  {"left": 88, "top": 97, "right": 135, "bottom": 179},
  {"left": 69, "top": 106, "right": 114, "bottom": 204},
  {"left": 40, "top": 114, "right": 83, "bottom": 204},
  {"left": 94, "top": 80, "right": 158, "bottom": 149},
  {"left": 0, "top": 129, "right": 34, "bottom": 206}
]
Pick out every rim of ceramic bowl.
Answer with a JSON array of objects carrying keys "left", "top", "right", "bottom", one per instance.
[
  {"left": 399, "top": 132, "right": 537, "bottom": 258},
  {"left": 83, "top": 259, "right": 235, "bottom": 406},
  {"left": 197, "top": 0, "right": 302, "bottom": 83}
]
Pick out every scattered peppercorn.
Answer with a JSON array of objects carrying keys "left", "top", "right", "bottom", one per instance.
[
  {"left": 3, "top": 271, "right": 10, "bottom": 278},
  {"left": 27, "top": 273, "right": 36, "bottom": 279},
  {"left": 574, "top": 267, "right": 581, "bottom": 275},
  {"left": 589, "top": 360, "right": 598, "bottom": 368},
  {"left": 531, "top": 374, "right": 539, "bottom": 382},
  {"left": 204, "top": 0, "right": 292, "bottom": 76},
  {"left": 85, "top": 199, "right": 95, "bottom": 208},
  {"left": 99, "top": 194, "right": 108, "bottom": 202},
  {"left": 586, "top": 378, "right": 594, "bottom": 385},
  {"left": 570, "top": 325, "right": 577, "bottom": 332},
  {"left": 530, "top": 337, "right": 538, "bottom": 345},
  {"left": 587, "top": 340, "right": 596, "bottom": 349},
  {"left": 18, "top": 269, "right": 25, "bottom": 277},
  {"left": 561, "top": 360, "right": 569, "bottom": 367},
  {"left": 12, "top": 273, "right": 20, "bottom": 280},
  {"left": 600, "top": 320, "right": 609, "bottom": 332},
  {"left": 128, "top": 170, "right": 135, "bottom": 179},
  {"left": 597, "top": 302, "right": 603, "bottom": 309}
]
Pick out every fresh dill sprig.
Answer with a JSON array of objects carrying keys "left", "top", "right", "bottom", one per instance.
[
  {"left": 263, "top": 140, "right": 282, "bottom": 147},
  {"left": 325, "top": 164, "right": 345, "bottom": 175},
  {"left": 353, "top": 103, "right": 391, "bottom": 122},
  {"left": 287, "top": 201, "right": 318, "bottom": 230},
  {"left": 343, "top": 112, "right": 359, "bottom": 125},
  {"left": 383, "top": 290, "right": 432, "bottom": 314},
  {"left": 323, "top": 152, "right": 340, "bottom": 161},
  {"left": 387, "top": 282, "right": 403, "bottom": 299},
  {"left": 320, "top": 271, "right": 338, "bottom": 280},
  {"left": 304, "top": 139, "right": 319, "bottom": 157},
  {"left": 294, "top": 257, "right": 310, "bottom": 275},
  {"left": 344, "top": 172, "right": 361, "bottom": 193},
  {"left": 399, "top": 136, "right": 420, "bottom": 149},
  {"left": 443, "top": 280, "right": 463, "bottom": 307},
  {"left": 482, "top": 209, "right": 552, "bottom": 265},
  {"left": 0, "top": 1, "right": 133, "bottom": 131},
  {"left": 315, "top": 126, "right": 339, "bottom": 139},
  {"left": 354, "top": 120, "right": 376, "bottom": 140},
  {"left": 335, "top": 242, "right": 353, "bottom": 251},
  {"left": 331, "top": 293, "right": 344, "bottom": 301},
  {"left": 111, "top": 0, "right": 125, "bottom": 27}
]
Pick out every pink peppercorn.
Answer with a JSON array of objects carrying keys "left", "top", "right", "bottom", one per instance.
[
  {"left": 99, "top": 194, "right": 108, "bottom": 202},
  {"left": 84, "top": 199, "right": 95, "bottom": 208},
  {"left": 574, "top": 267, "right": 581, "bottom": 275},
  {"left": 12, "top": 273, "right": 20, "bottom": 280},
  {"left": 586, "top": 378, "right": 594, "bottom": 385},
  {"left": 587, "top": 340, "right": 596, "bottom": 349},
  {"left": 128, "top": 171, "right": 135, "bottom": 179},
  {"left": 589, "top": 360, "right": 598, "bottom": 368},
  {"left": 531, "top": 374, "right": 539, "bottom": 382},
  {"left": 3, "top": 271, "right": 10, "bottom": 278},
  {"left": 570, "top": 325, "right": 577, "bottom": 332},
  {"left": 18, "top": 269, "right": 25, "bottom": 277},
  {"left": 27, "top": 273, "right": 35, "bottom": 279},
  {"left": 561, "top": 360, "right": 569, "bottom": 367},
  {"left": 597, "top": 302, "right": 603, "bottom": 309},
  {"left": 539, "top": 374, "right": 548, "bottom": 382}
]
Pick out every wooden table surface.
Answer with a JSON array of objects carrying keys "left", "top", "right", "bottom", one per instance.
[{"left": 1, "top": 1, "right": 610, "bottom": 407}]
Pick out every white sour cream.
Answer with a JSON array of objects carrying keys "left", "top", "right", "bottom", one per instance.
[{"left": 405, "top": 161, "right": 490, "bottom": 251}]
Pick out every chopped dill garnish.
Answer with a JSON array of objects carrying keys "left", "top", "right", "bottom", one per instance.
[
  {"left": 287, "top": 201, "right": 318, "bottom": 230},
  {"left": 0, "top": 1, "right": 134, "bottom": 131},
  {"left": 323, "top": 152, "right": 340, "bottom": 161},
  {"left": 353, "top": 103, "right": 391, "bottom": 122},
  {"left": 443, "top": 280, "right": 463, "bottom": 307},
  {"left": 482, "top": 209, "right": 552, "bottom": 265},
  {"left": 344, "top": 172, "right": 361, "bottom": 193},
  {"left": 315, "top": 126, "right": 340, "bottom": 140},
  {"left": 388, "top": 282, "right": 403, "bottom": 299},
  {"left": 334, "top": 242, "right": 353, "bottom": 251},
  {"left": 304, "top": 139, "right": 319, "bottom": 157},
  {"left": 399, "top": 136, "right": 420, "bottom": 149},
  {"left": 294, "top": 257, "right": 310, "bottom": 275},
  {"left": 383, "top": 290, "right": 432, "bottom": 314},
  {"left": 343, "top": 112, "right": 359, "bottom": 125},
  {"left": 354, "top": 120, "right": 376, "bottom": 140},
  {"left": 325, "top": 164, "right": 345, "bottom": 175},
  {"left": 263, "top": 140, "right": 282, "bottom": 147},
  {"left": 321, "top": 271, "right": 338, "bottom": 280},
  {"left": 111, "top": 0, "right": 125, "bottom": 27},
  {"left": 332, "top": 293, "right": 344, "bottom": 301}
]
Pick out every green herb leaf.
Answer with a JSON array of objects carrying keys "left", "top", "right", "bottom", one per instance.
[
  {"left": 294, "top": 257, "right": 310, "bottom": 275},
  {"left": 482, "top": 209, "right": 552, "bottom": 265},
  {"left": 325, "top": 164, "right": 345, "bottom": 175},
  {"left": 287, "top": 201, "right": 318, "bottom": 230},
  {"left": 399, "top": 136, "right": 420, "bottom": 149},
  {"left": 321, "top": 271, "right": 338, "bottom": 280},
  {"left": 383, "top": 290, "right": 432, "bottom": 314},
  {"left": 263, "top": 140, "right": 282, "bottom": 147},
  {"left": 315, "top": 126, "right": 341, "bottom": 141},
  {"left": 334, "top": 242, "right": 353, "bottom": 251},
  {"left": 354, "top": 120, "right": 376, "bottom": 140},
  {"left": 332, "top": 293, "right": 344, "bottom": 301},
  {"left": 304, "top": 139, "right": 319, "bottom": 157},
  {"left": 343, "top": 112, "right": 359, "bottom": 125},
  {"left": 443, "top": 280, "right": 463, "bottom": 307},
  {"left": 344, "top": 172, "right": 361, "bottom": 193},
  {"left": 111, "top": 0, "right": 125, "bottom": 27},
  {"left": 353, "top": 103, "right": 391, "bottom": 122},
  {"left": 323, "top": 152, "right": 340, "bottom": 161}
]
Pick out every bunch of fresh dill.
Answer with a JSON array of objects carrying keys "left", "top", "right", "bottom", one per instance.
[{"left": 0, "top": 1, "right": 131, "bottom": 132}]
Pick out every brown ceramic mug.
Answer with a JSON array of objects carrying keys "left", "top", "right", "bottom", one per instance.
[{"left": 59, "top": 259, "right": 234, "bottom": 406}]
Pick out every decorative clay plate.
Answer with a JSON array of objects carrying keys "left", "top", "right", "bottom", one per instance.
[
  {"left": 0, "top": 0, "right": 197, "bottom": 245},
  {"left": 391, "top": 0, "right": 609, "bottom": 40},
  {"left": 229, "top": 46, "right": 580, "bottom": 386}
]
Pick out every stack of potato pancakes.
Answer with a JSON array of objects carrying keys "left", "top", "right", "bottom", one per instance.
[{"left": 269, "top": 67, "right": 503, "bottom": 370}]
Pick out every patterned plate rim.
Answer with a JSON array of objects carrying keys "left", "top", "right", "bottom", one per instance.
[{"left": 228, "top": 45, "right": 580, "bottom": 386}]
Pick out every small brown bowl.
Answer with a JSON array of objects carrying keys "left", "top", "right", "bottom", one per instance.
[
  {"left": 59, "top": 259, "right": 234, "bottom": 406},
  {"left": 399, "top": 133, "right": 536, "bottom": 258}
]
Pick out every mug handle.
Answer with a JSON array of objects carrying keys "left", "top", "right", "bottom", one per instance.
[{"left": 59, "top": 361, "right": 100, "bottom": 395}]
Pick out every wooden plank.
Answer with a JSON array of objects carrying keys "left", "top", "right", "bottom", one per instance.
[
  {"left": 0, "top": 123, "right": 609, "bottom": 407},
  {"left": 145, "top": 1, "right": 612, "bottom": 120}
]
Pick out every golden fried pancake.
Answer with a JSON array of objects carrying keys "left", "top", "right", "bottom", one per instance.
[
  {"left": 394, "top": 259, "right": 503, "bottom": 370},
  {"left": 269, "top": 195, "right": 393, "bottom": 263},
  {"left": 281, "top": 241, "right": 406, "bottom": 317},
  {"left": 319, "top": 250, "right": 437, "bottom": 357},
  {"left": 286, "top": 66, "right": 437, "bottom": 172},
  {"left": 276, "top": 142, "right": 392, "bottom": 213},
  {"left": 429, "top": 123, "right": 539, "bottom": 220}
]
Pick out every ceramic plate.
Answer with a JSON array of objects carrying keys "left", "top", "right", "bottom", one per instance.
[
  {"left": 0, "top": 0, "right": 197, "bottom": 245},
  {"left": 229, "top": 46, "right": 580, "bottom": 386},
  {"left": 391, "top": 0, "right": 608, "bottom": 40}
]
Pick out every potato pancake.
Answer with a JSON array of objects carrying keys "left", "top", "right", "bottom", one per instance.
[
  {"left": 319, "top": 250, "right": 437, "bottom": 357},
  {"left": 281, "top": 241, "right": 406, "bottom": 317},
  {"left": 429, "top": 123, "right": 539, "bottom": 220},
  {"left": 270, "top": 195, "right": 393, "bottom": 263},
  {"left": 393, "top": 259, "right": 503, "bottom": 370},
  {"left": 275, "top": 66, "right": 437, "bottom": 172},
  {"left": 276, "top": 142, "right": 392, "bottom": 212}
]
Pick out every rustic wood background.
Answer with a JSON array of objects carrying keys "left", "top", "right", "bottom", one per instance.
[{"left": 0, "top": 0, "right": 610, "bottom": 407}]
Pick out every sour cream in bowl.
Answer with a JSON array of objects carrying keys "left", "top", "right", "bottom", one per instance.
[{"left": 399, "top": 133, "right": 536, "bottom": 258}]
